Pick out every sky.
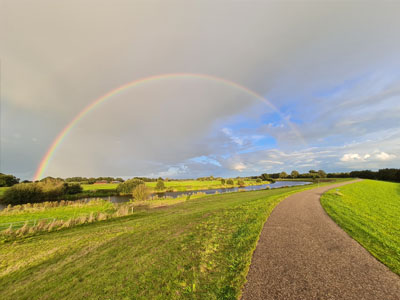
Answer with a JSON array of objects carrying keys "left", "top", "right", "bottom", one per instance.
[{"left": 1, "top": 0, "right": 400, "bottom": 180}]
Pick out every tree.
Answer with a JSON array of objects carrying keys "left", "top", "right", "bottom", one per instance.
[
  {"left": 132, "top": 184, "right": 150, "bottom": 201},
  {"left": 0, "top": 173, "right": 20, "bottom": 187},
  {"left": 291, "top": 170, "right": 299, "bottom": 178},
  {"left": 237, "top": 179, "right": 245, "bottom": 187},
  {"left": 256, "top": 178, "right": 262, "bottom": 183},
  {"left": 226, "top": 178, "right": 234, "bottom": 185},
  {"left": 221, "top": 178, "right": 226, "bottom": 185},
  {"left": 155, "top": 179, "right": 165, "bottom": 191},
  {"left": 116, "top": 179, "right": 145, "bottom": 194},
  {"left": 279, "top": 172, "right": 288, "bottom": 179},
  {"left": 318, "top": 170, "right": 327, "bottom": 178}
]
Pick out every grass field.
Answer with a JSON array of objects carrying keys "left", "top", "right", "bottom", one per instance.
[
  {"left": 321, "top": 180, "right": 400, "bottom": 275},
  {"left": 0, "top": 200, "right": 114, "bottom": 227},
  {"left": 0, "top": 184, "right": 315, "bottom": 300},
  {"left": 81, "top": 183, "right": 119, "bottom": 191},
  {"left": 82, "top": 180, "right": 270, "bottom": 193}
]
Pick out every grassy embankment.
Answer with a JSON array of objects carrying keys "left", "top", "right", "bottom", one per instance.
[
  {"left": 0, "top": 200, "right": 114, "bottom": 228},
  {"left": 0, "top": 183, "right": 329, "bottom": 300},
  {"left": 321, "top": 179, "right": 400, "bottom": 275}
]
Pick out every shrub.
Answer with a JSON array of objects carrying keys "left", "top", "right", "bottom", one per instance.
[
  {"left": 256, "top": 178, "right": 262, "bottom": 183},
  {"left": 117, "top": 179, "right": 145, "bottom": 194},
  {"left": 132, "top": 184, "right": 151, "bottom": 201},
  {"left": 155, "top": 179, "right": 165, "bottom": 191},
  {"left": 64, "top": 183, "right": 83, "bottom": 194},
  {"left": 237, "top": 179, "right": 245, "bottom": 187},
  {"left": 226, "top": 179, "right": 234, "bottom": 185},
  {"left": 221, "top": 178, "right": 226, "bottom": 185},
  {"left": 3, "top": 183, "right": 44, "bottom": 205}
]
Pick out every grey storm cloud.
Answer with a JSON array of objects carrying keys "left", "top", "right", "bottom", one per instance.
[{"left": 1, "top": 0, "right": 400, "bottom": 179}]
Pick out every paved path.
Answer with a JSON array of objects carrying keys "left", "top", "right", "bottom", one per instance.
[{"left": 241, "top": 180, "right": 400, "bottom": 300}]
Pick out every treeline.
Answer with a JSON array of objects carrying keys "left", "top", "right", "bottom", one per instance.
[
  {"left": 257, "top": 170, "right": 327, "bottom": 180},
  {"left": 0, "top": 173, "right": 20, "bottom": 187},
  {"left": 349, "top": 169, "right": 400, "bottom": 182}
]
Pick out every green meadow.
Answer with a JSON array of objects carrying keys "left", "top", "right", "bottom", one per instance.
[
  {"left": 81, "top": 183, "right": 119, "bottom": 191},
  {"left": 0, "top": 185, "right": 314, "bottom": 300},
  {"left": 321, "top": 180, "right": 400, "bottom": 275},
  {"left": 82, "top": 180, "right": 270, "bottom": 193},
  {"left": 0, "top": 200, "right": 114, "bottom": 227}
]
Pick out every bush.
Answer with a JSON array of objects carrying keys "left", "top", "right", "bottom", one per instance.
[
  {"left": 221, "top": 178, "right": 226, "bottom": 185},
  {"left": 237, "top": 179, "right": 245, "bottom": 187},
  {"left": 64, "top": 183, "right": 83, "bottom": 194},
  {"left": 132, "top": 184, "right": 151, "bottom": 201},
  {"left": 155, "top": 179, "right": 165, "bottom": 191},
  {"left": 3, "top": 183, "right": 44, "bottom": 205},
  {"left": 256, "top": 178, "right": 262, "bottom": 183},
  {"left": 226, "top": 179, "right": 234, "bottom": 185},
  {"left": 117, "top": 179, "right": 145, "bottom": 194}
]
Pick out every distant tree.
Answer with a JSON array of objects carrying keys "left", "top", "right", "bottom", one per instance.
[
  {"left": 64, "top": 183, "right": 83, "bottom": 194},
  {"left": 155, "top": 179, "right": 165, "bottom": 191},
  {"left": 0, "top": 173, "right": 20, "bottom": 187},
  {"left": 256, "top": 178, "right": 262, "bottom": 183},
  {"left": 116, "top": 179, "right": 145, "bottom": 194},
  {"left": 226, "top": 178, "right": 234, "bottom": 185},
  {"left": 279, "top": 172, "right": 288, "bottom": 179},
  {"left": 291, "top": 170, "right": 299, "bottom": 178},
  {"left": 260, "top": 173, "right": 270, "bottom": 181},
  {"left": 221, "top": 178, "right": 226, "bottom": 185},
  {"left": 237, "top": 179, "right": 245, "bottom": 187},
  {"left": 318, "top": 170, "right": 327, "bottom": 178},
  {"left": 309, "top": 170, "right": 317, "bottom": 174},
  {"left": 132, "top": 184, "right": 151, "bottom": 201}
]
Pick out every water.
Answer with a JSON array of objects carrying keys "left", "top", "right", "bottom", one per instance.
[{"left": 98, "top": 180, "right": 312, "bottom": 204}]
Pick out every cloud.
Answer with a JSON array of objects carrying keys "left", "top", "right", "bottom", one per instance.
[
  {"left": 375, "top": 152, "right": 396, "bottom": 161},
  {"left": 1, "top": 1, "right": 400, "bottom": 179},
  {"left": 340, "top": 154, "right": 363, "bottom": 162}
]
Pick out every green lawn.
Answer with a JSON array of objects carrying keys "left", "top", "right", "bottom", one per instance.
[
  {"left": 321, "top": 180, "right": 400, "bottom": 275},
  {"left": 0, "top": 200, "right": 114, "bottom": 228},
  {"left": 0, "top": 184, "right": 313, "bottom": 300},
  {"left": 81, "top": 183, "right": 119, "bottom": 191}
]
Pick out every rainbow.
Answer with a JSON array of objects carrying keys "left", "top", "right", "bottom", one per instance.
[{"left": 33, "top": 73, "right": 305, "bottom": 180}]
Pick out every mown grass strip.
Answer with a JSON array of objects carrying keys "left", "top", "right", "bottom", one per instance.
[{"left": 321, "top": 179, "right": 400, "bottom": 275}]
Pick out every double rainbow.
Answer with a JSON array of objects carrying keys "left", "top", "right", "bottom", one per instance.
[{"left": 33, "top": 73, "right": 304, "bottom": 180}]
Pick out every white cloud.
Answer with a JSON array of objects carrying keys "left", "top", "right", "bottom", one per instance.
[
  {"left": 341, "top": 153, "right": 363, "bottom": 162},
  {"left": 1, "top": 1, "right": 400, "bottom": 178},
  {"left": 375, "top": 151, "right": 395, "bottom": 161}
]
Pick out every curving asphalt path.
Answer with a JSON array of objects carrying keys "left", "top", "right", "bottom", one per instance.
[{"left": 241, "top": 180, "right": 400, "bottom": 300}]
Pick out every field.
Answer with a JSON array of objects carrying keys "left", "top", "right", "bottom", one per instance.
[
  {"left": 83, "top": 180, "right": 270, "bottom": 193},
  {"left": 81, "top": 183, "right": 119, "bottom": 191},
  {"left": 321, "top": 180, "right": 400, "bottom": 275},
  {"left": 0, "top": 200, "right": 114, "bottom": 228},
  {"left": 0, "top": 184, "right": 314, "bottom": 300}
]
